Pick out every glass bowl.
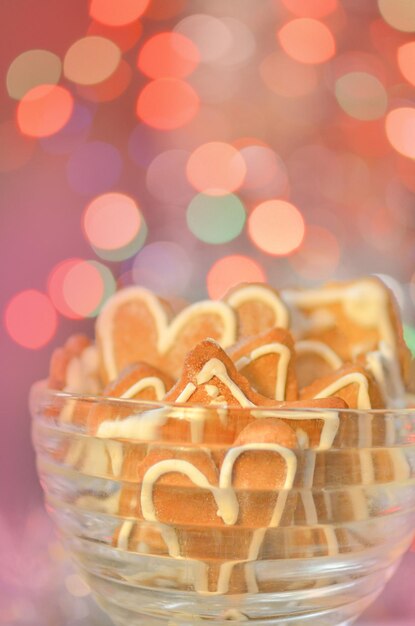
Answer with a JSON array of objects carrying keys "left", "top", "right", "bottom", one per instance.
[{"left": 30, "top": 383, "right": 415, "bottom": 626}]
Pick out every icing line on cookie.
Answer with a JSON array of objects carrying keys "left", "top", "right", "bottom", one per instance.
[
  {"left": 313, "top": 372, "right": 372, "bottom": 409},
  {"left": 226, "top": 284, "right": 290, "bottom": 329},
  {"left": 120, "top": 377, "right": 167, "bottom": 401},
  {"left": 97, "top": 287, "right": 237, "bottom": 380},
  {"left": 295, "top": 340, "right": 343, "bottom": 370}
]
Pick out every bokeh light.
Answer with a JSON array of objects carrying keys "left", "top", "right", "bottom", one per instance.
[
  {"left": 82, "top": 192, "right": 141, "bottom": 254},
  {"left": 7, "top": 50, "right": 61, "bottom": 100},
  {"left": 277, "top": 18, "right": 336, "bottom": 64},
  {"left": 0, "top": 120, "right": 35, "bottom": 172},
  {"left": 187, "top": 193, "right": 246, "bottom": 244},
  {"left": 17, "top": 84, "right": 73, "bottom": 138},
  {"left": 64, "top": 36, "right": 121, "bottom": 85},
  {"left": 397, "top": 42, "right": 415, "bottom": 86},
  {"left": 213, "top": 18, "right": 256, "bottom": 67},
  {"left": 146, "top": 149, "right": 193, "bottom": 203},
  {"left": 48, "top": 259, "right": 115, "bottom": 319},
  {"left": 260, "top": 52, "right": 318, "bottom": 98},
  {"left": 240, "top": 145, "right": 288, "bottom": 196},
  {"left": 132, "top": 241, "right": 191, "bottom": 296},
  {"left": 88, "top": 18, "right": 143, "bottom": 52},
  {"left": 48, "top": 259, "right": 85, "bottom": 319},
  {"left": 89, "top": 0, "right": 150, "bottom": 26},
  {"left": 76, "top": 59, "right": 132, "bottom": 102},
  {"left": 136, "top": 78, "right": 199, "bottom": 129},
  {"left": 289, "top": 225, "right": 340, "bottom": 280},
  {"left": 66, "top": 141, "right": 122, "bottom": 195},
  {"left": 248, "top": 200, "right": 305, "bottom": 256},
  {"left": 186, "top": 141, "right": 246, "bottom": 195},
  {"left": 335, "top": 72, "right": 388, "bottom": 121},
  {"left": 281, "top": 0, "right": 338, "bottom": 18},
  {"left": 4, "top": 290, "right": 58, "bottom": 349},
  {"left": 207, "top": 255, "right": 266, "bottom": 299},
  {"left": 174, "top": 14, "right": 232, "bottom": 62},
  {"left": 385, "top": 107, "right": 415, "bottom": 159},
  {"left": 137, "top": 32, "right": 200, "bottom": 79},
  {"left": 378, "top": 0, "right": 415, "bottom": 33}
]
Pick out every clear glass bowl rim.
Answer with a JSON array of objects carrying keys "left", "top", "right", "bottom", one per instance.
[{"left": 32, "top": 382, "right": 415, "bottom": 416}]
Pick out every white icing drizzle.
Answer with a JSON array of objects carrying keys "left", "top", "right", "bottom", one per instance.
[
  {"left": 106, "top": 441, "right": 123, "bottom": 477},
  {"left": 141, "top": 459, "right": 239, "bottom": 526},
  {"left": 175, "top": 383, "right": 196, "bottom": 402},
  {"left": 194, "top": 358, "right": 255, "bottom": 407},
  {"left": 96, "top": 286, "right": 237, "bottom": 380},
  {"left": 139, "top": 443, "right": 297, "bottom": 595},
  {"left": 120, "top": 377, "right": 166, "bottom": 401},
  {"left": 295, "top": 340, "right": 343, "bottom": 370},
  {"left": 296, "top": 428, "right": 309, "bottom": 449},
  {"left": 205, "top": 384, "right": 219, "bottom": 398},
  {"left": 358, "top": 412, "right": 373, "bottom": 448},
  {"left": 322, "top": 526, "right": 339, "bottom": 556},
  {"left": 220, "top": 444, "right": 297, "bottom": 527},
  {"left": 358, "top": 450, "right": 375, "bottom": 484},
  {"left": 97, "top": 408, "right": 169, "bottom": 441},
  {"left": 365, "top": 342, "right": 406, "bottom": 409},
  {"left": 236, "top": 343, "right": 291, "bottom": 401},
  {"left": 117, "top": 520, "right": 134, "bottom": 550},
  {"left": 313, "top": 373, "right": 372, "bottom": 409},
  {"left": 252, "top": 409, "right": 340, "bottom": 450},
  {"left": 226, "top": 284, "right": 290, "bottom": 329}
]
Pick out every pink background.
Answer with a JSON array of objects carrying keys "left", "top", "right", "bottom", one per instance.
[{"left": 1, "top": 1, "right": 414, "bottom": 623}]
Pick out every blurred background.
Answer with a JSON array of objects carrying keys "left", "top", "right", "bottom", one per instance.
[{"left": 1, "top": 0, "right": 415, "bottom": 624}]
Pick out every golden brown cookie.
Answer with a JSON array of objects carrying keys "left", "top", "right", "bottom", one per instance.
[
  {"left": 300, "top": 364, "right": 384, "bottom": 409},
  {"left": 228, "top": 328, "right": 298, "bottom": 401},
  {"left": 295, "top": 339, "right": 343, "bottom": 389},
  {"left": 88, "top": 363, "right": 175, "bottom": 434},
  {"left": 96, "top": 286, "right": 237, "bottom": 383},
  {"left": 283, "top": 277, "right": 411, "bottom": 389},
  {"left": 224, "top": 283, "right": 290, "bottom": 338},
  {"left": 116, "top": 418, "right": 298, "bottom": 593},
  {"left": 165, "top": 338, "right": 277, "bottom": 408},
  {"left": 48, "top": 334, "right": 101, "bottom": 394}
]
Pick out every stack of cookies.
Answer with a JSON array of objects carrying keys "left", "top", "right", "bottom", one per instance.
[{"left": 47, "top": 277, "right": 412, "bottom": 594}]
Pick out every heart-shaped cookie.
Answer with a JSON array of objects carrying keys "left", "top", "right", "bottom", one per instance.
[
  {"left": 116, "top": 422, "right": 297, "bottom": 593},
  {"left": 88, "top": 362, "right": 175, "bottom": 434},
  {"left": 96, "top": 286, "right": 237, "bottom": 383},
  {"left": 283, "top": 277, "right": 411, "bottom": 388},
  {"left": 224, "top": 283, "right": 290, "bottom": 337},
  {"left": 295, "top": 340, "right": 343, "bottom": 389},
  {"left": 229, "top": 328, "right": 298, "bottom": 401}
]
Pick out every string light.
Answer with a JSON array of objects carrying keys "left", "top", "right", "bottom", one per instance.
[
  {"left": 187, "top": 193, "right": 246, "bottom": 244},
  {"left": 248, "top": 200, "right": 305, "bottom": 256},
  {"left": 5, "top": 290, "right": 58, "bottom": 349},
  {"left": 136, "top": 78, "right": 199, "bottom": 129},
  {"left": 207, "top": 256, "right": 266, "bottom": 299},
  {"left": 17, "top": 85, "right": 73, "bottom": 138}
]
